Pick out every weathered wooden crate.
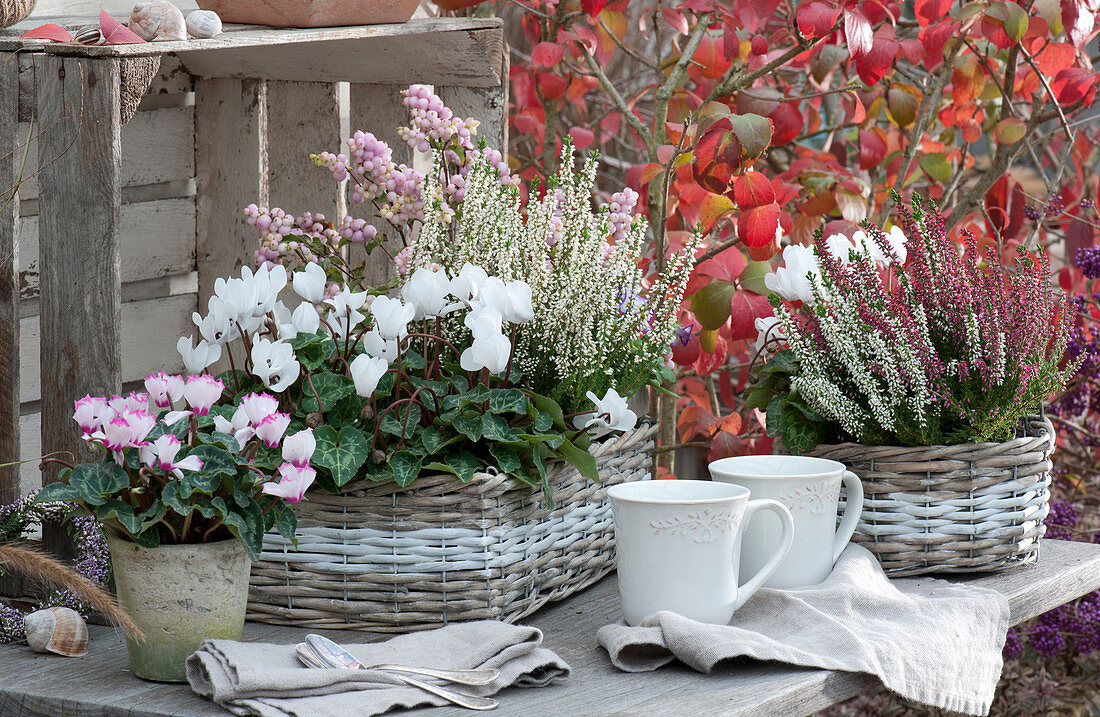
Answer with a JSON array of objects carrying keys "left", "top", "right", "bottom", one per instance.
[{"left": 0, "top": 18, "right": 507, "bottom": 532}]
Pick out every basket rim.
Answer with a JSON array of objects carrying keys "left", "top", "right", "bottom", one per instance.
[{"left": 807, "top": 415, "right": 1053, "bottom": 454}]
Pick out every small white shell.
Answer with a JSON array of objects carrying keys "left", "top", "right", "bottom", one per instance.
[
  {"left": 129, "top": 1, "right": 187, "bottom": 42},
  {"left": 186, "top": 10, "right": 222, "bottom": 39},
  {"left": 24, "top": 607, "right": 89, "bottom": 657}
]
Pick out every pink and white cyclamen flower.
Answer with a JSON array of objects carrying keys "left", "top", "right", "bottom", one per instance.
[{"left": 261, "top": 462, "right": 317, "bottom": 503}]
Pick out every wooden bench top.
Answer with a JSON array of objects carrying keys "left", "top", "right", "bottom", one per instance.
[{"left": 3, "top": 538, "right": 1100, "bottom": 716}]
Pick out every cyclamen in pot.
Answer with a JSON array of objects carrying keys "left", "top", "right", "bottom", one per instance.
[{"left": 37, "top": 376, "right": 311, "bottom": 682}]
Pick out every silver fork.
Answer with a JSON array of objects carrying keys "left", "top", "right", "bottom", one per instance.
[{"left": 295, "top": 640, "right": 498, "bottom": 711}]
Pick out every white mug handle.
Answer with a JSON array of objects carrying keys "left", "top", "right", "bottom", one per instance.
[
  {"left": 833, "top": 471, "right": 864, "bottom": 564},
  {"left": 733, "top": 499, "right": 794, "bottom": 611}
]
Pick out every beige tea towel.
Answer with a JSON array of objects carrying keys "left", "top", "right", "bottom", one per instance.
[
  {"left": 598, "top": 544, "right": 1010, "bottom": 716},
  {"left": 188, "top": 620, "right": 569, "bottom": 717}
]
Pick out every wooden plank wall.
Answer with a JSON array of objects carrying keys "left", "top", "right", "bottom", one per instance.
[{"left": 12, "top": 57, "right": 198, "bottom": 498}]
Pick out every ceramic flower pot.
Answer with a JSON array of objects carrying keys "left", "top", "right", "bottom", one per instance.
[
  {"left": 107, "top": 534, "right": 251, "bottom": 682},
  {"left": 1, "top": 0, "right": 35, "bottom": 28},
  {"left": 194, "top": 0, "right": 420, "bottom": 28}
]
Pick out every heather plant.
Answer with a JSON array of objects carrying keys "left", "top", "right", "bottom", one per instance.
[
  {"left": 749, "top": 195, "right": 1077, "bottom": 450},
  {"left": 409, "top": 141, "right": 699, "bottom": 409}
]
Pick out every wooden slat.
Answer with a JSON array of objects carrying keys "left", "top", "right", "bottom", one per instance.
[
  {"left": 437, "top": 83, "right": 508, "bottom": 155},
  {"left": 194, "top": 77, "right": 267, "bottom": 310},
  {"left": 0, "top": 52, "right": 20, "bottom": 505},
  {"left": 18, "top": 412, "right": 40, "bottom": 498},
  {"left": 19, "top": 293, "right": 198, "bottom": 404},
  {"left": 4, "top": 19, "right": 506, "bottom": 87},
  {"left": 35, "top": 55, "right": 123, "bottom": 562},
  {"left": 15, "top": 106, "right": 195, "bottom": 201},
  {"left": 347, "top": 83, "right": 411, "bottom": 287},
  {"left": 266, "top": 81, "right": 341, "bottom": 217},
  {"left": 16, "top": 198, "right": 196, "bottom": 300}
]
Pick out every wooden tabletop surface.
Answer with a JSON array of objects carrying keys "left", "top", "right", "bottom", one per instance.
[{"left": 3, "top": 539, "right": 1100, "bottom": 717}]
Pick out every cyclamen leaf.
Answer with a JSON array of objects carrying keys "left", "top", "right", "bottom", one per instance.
[
  {"left": 312, "top": 426, "right": 369, "bottom": 487},
  {"left": 488, "top": 388, "right": 528, "bottom": 415},
  {"left": 488, "top": 443, "right": 523, "bottom": 476},
  {"left": 554, "top": 438, "right": 599, "bottom": 483},
  {"left": 69, "top": 461, "right": 129, "bottom": 507},
  {"left": 299, "top": 373, "right": 357, "bottom": 413},
  {"left": 449, "top": 452, "right": 482, "bottom": 483},
  {"left": 379, "top": 402, "right": 422, "bottom": 439},
  {"left": 390, "top": 451, "right": 423, "bottom": 487},
  {"left": 35, "top": 481, "right": 81, "bottom": 503},
  {"left": 275, "top": 504, "right": 298, "bottom": 545},
  {"left": 481, "top": 413, "right": 521, "bottom": 442}
]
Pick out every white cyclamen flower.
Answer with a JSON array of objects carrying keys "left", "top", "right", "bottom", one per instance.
[
  {"left": 464, "top": 305, "right": 503, "bottom": 340},
  {"left": 460, "top": 333, "right": 511, "bottom": 374},
  {"left": 449, "top": 263, "right": 488, "bottom": 303},
  {"left": 573, "top": 388, "right": 637, "bottom": 433},
  {"left": 475, "top": 277, "right": 535, "bottom": 324},
  {"left": 754, "top": 316, "right": 785, "bottom": 353},
  {"left": 370, "top": 295, "right": 415, "bottom": 341},
  {"left": 362, "top": 327, "right": 399, "bottom": 363},
  {"left": 402, "top": 267, "right": 452, "bottom": 319},
  {"left": 177, "top": 336, "right": 222, "bottom": 375},
  {"left": 291, "top": 302, "right": 320, "bottom": 335},
  {"left": 350, "top": 354, "right": 389, "bottom": 397},
  {"left": 250, "top": 338, "right": 300, "bottom": 392},
  {"left": 885, "top": 225, "right": 908, "bottom": 264},
  {"left": 292, "top": 261, "right": 327, "bottom": 303},
  {"left": 249, "top": 263, "right": 287, "bottom": 317},
  {"left": 192, "top": 296, "right": 234, "bottom": 345},
  {"left": 764, "top": 244, "right": 822, "bottom": 304}
]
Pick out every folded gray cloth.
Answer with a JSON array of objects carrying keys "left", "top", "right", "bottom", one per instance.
[
  {"left": 598, "top": 544, "right": 1009, "bottom": 716},
  {"left": 188, "top": 620, "right": 569, "bottom": 717}
]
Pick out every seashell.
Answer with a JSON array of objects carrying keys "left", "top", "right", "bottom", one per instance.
[
  {"left": 129, "top": 1, "right": 187, "bottom": 42},
  {"left": 24, "top": 607, "right": 89, "bottom": 657},
  {"left": 73, "top": 26, "right": 105, "bottom": 45},
  {"left": 186, "top": 10, "right": 222, "bottom": 39}
]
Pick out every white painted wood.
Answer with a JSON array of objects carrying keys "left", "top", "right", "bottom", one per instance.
[
  {"left": 194, "top": 77, "right": 267, "bottom": 308},
  {"left": 266, "top": 81, "right": 341, "bottom": 217},
  {"left": 16, "top": 106, "right": 194, "bottom": 201},
  {"left": 17, "top": 198, "right": 196, "bottom": 300},
  {"left": 17, "top": 412, "right": 39, "bottom": 498},
  {"left": 19, "top": 293, "right": 197, "bottom": 404},
  {"left": 438, "top": 84, "right": 508, "bottom": 154},
  {"left": 1, "top": 19, "right": 506, "bottom": 89}
]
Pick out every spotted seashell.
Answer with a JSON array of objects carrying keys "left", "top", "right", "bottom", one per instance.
[
  {"left": 186, "top": 10, "right": 222, "bottom": 39},
  {"left": 73, "top": 26, "right": 104, "bottom": 45},
  {"left": 24, "top": 607, "right": 89, "bottom": 657}
]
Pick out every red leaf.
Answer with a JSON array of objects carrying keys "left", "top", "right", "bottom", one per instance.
[
  {"left": 671, "top": 331, "right": 701, "bottom": 366},
  {"left": 660, "top": 7, "right": 690, "bottom": 35},
  {"left": 568, "top": 126, "right": 595, "bottom": 149},
  {"left": 854, "top": 25, "right": 898, "bottom": 85},
  {"left": 1064, "top": 0, "right": 1096, "bottom": 49},
  {"left": 767, "top": 103, "right": 802, "bottom": 146},
  {"left": 101, "top": 11, "right": 146, "bottom": 44},
  {"left": 536, "top": 72, "right": 567, "bottom": 100},
  {"left": 796, "top": 2, "right": 841, "bottom": 40},
  {"left": 844, "top": 8, "right": 873, "bottom": 58},
  {"left": 531, "top": 41, "right": 565, "bottom": 67},
  {"left": 984, "top": 175, "right": 1026, "bottom": 241},
  {"left": 694, "top": 34, "right": 732, "bottom": 80},
  {"left": 20, "top": 23, "right": 74, "bottom": 42},
  {"left": 637, "top": 162, "right": 665, "bottom": 185},
  {"left": 698, "top": 193, "right": 738, "bottom": 232},
  {"left": 737, "top": 202, "right": 781, "bottom": 248},
  {"left": 918, "top": 20, "right": 957, "bottom": 70},
  {"left": 914, "top": 0, "right": 953, "bottom": 25},
  {"left": 859, "top": 129, "right": 887, "bottom": 170},
  {"left": 727, "top": 290, "right": 773, "bottom": 341},
  {"left": 1033, "top": 41, "right": 1076, "bottom": 78},
  {"left": 728, "top": 113, "right": 774, "bottom": 161},
  {"left": 1051, "top": 67, "right": 1099, "bottom": 106},
  {"left": 732, "top": 171, "right": 776, "bottom": 208},
  {"left": 581, "top": 0, "right": 610, "bottom": 17},
  {"left": 708, "top": 429, "right": 745, "bottom": 462},
  {"left": 678, "top": 404, "right": 717, "bottom": 442},
  {"left": 696, "top": 248, "right": 748, "bottom": 284},
  {"left": 751, "top": 35, "right": 769, "bottom": 55},
  {"left": 693, "top": 334, "right": 728, "bottom": 376},
  {"left": 693, "top": 123, "right": 742, "bottom": 194}
]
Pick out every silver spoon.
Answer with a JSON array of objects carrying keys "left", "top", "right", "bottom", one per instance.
[
  {"left": 297, "top": 637, "right": 498, "bottom": 711},
  {"left": 303, "top": 634, "right": 500, "bottom": 686}
]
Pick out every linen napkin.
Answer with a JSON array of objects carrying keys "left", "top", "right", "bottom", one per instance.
[
  {"left": 187, "top": 620, "right": 570, "bottom": 717},
  {"left": 597, "top": 544, "right": 1010, "bottom": 716}
]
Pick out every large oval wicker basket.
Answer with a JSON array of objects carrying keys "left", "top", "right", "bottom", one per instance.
[
  {"left": 806, "top": 416, "right": 1054, "bottom": 577},
  {"left": 248, "top": 423, "right": 656, "bottom": 631},
  {"left": 1, "top": 0, "right": 35, "bottom": 28}
]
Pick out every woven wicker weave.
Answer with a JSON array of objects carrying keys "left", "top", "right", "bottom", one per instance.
[
  {"left": 248, "top": 423, "right": 656, "bottom": 631},
  {"left": 806, "top": 416, "right": 1054, "bottom": 577},
  {"left": 1, "top": 0, "right": 34, "bottom": 28}
]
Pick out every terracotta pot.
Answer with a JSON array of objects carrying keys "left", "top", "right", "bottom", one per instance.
[
  {"left": 195, "top": 0, "right": 420, "bottom": 28},
  {"left": 108, "top": 535, "right": 251, "bottom": 682}
]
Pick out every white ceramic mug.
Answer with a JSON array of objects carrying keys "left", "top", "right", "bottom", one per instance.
[
  {"left": 708, "top": 455, "right": 863, "bottom": 589},
  {"left": 608, "top": 480, "right": 794, "bottom": 626}
]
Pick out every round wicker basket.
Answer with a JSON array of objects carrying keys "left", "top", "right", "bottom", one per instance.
[
  {"left": 1, "top": 0, "right": 35, "bottom": 28},
  {"left": 806, "top": 416, "right": 1054, "bottom": 576}
]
